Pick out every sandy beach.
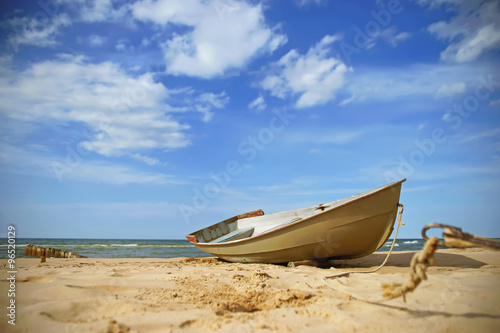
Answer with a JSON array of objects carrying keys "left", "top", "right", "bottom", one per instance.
[{"left": 1, "top": 248, "right": 499, "bottom": 332}]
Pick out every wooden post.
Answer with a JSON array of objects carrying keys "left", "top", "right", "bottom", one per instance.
[{"left": 24, "top": 246, "right": 85, "bottom": 259}]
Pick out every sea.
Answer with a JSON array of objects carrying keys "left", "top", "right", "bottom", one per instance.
[{"left": 0, "top": 238, "right": 427, "bottom": 260}]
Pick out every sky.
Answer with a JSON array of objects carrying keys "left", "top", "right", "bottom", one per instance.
[{"left": 0, "top": 0, "right": 499, "bottom": 240}]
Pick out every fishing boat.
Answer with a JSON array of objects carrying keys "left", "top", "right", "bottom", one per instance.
[{"left": 186, "top": 179, "right": 406, "bottom": 264}]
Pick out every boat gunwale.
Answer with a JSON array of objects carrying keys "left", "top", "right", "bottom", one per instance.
[
  {"left": 192, "top": 179, "right": 406, "bottom": 247},
  {"left": 202, "top": 210, "right": 397, "bottom": 260}
]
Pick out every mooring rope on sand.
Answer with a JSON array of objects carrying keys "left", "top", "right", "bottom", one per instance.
[
  {"left": 381, "top": 223, "right": 500, "bottom": 302},
  {"left": 381, "top": 236, "right": 439, "bottom": 302},
  {"left": 322, "top": 219, "right": 500, "bottom": 303}
]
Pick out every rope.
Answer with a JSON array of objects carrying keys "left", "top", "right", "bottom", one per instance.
[
  {"left": 321, "top": 204, "right": 405, "bottom": 302},
  {"left": 422, "top": 223, "right": 500, "bottom": 250},
  {"left": 381, "top": 236, "right": 439, "bottom": 302},
  {"left": 323, "top": 216, "right": 500, "bottom": 303},
  {"left": 382, "top": 224, "right": 500, "bottom": 302}
]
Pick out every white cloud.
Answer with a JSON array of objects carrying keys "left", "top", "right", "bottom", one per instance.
[
  {"left": 296, "top": 0, "right": 327, "bottom": 7},
  {"left": 339, "top": 63, "right": 489, "bottom": 105},
  {"left": 435, "top": 82, "right": 466, "bottom": 98},
  {"left": 248, "top": 96, "right": 267, "bottom": 111},
  {"left": 0, "top": 142, "right": 178, "bottom": 185},
  {"left": 261, "top": 34, "right": 351, "bottom": 108},
  {"left": 115, "top": 39, "right": 132, "bottom": 51},
  {"left": 0, "top": 55, "right": 13, "bottom": 76},
  {"left": 6, "top": 1, "right": 129, "bottom": 50},
  {"left": 115, "top": 41, "right": 126, "bottom": 50},
  {"left": 140, "top": 31, "right": 163, "bottom": 48},
  {"left": 0, "top": 55, "right": 225, "bottom": 162},
  {"left": 88, "top": 34, "right": 107, "bottom": 47},
  {"left": 79, "top": 0, "right": 127, "bottom": 22},
  {"left": 59, "top": 0, "right": 128, "bottom": 23},
  {"left": 422, "top": 0, "right": 500, "bottom": 62},
  {"left": 389, "top": 31, "right": 411, "bottom": 46},
  {"left": 131, "top": 0, "right": 202, "bottom": 24},
  {"left": 360, "top": 26, "right": 411, "bottom": 50},
  {"left": 7, "top": 14, "right": 71, "bottom": 49},
  {"left": 417, "top": 0, "right": 462, "bottom": 8},
  {"left": 283, "top": 129, "right": 364, "bottom": 145},
  {"left": 339, "top": 93, "right": 357, "bottom": 106},
  {"left": 64, "top": 161, "right": 178, "bottom": 184},
  {"left": 457, "top": 128, "right": 500, "bottom": 143},
  {"left": 194, "top": 91, "right": 229, "bottom": 122},
  {"left": 256, "top": 175, "right": 320, "bottom": 193},
  {"left": 255, "top": 175, "right": 365, "bottom": 198},
  {"left": 157, "top": 88, "right": 229, "bottom": 122},
  {"left": 131, "top": 0, "right": 287, "bottom": 78},
  {"left": 196, "top": 91, "right": 229, "bottom": 109},
  {"left": 16, "top": 201, "right": 182, "bottom": 219},
  {"left": 128, "top": 153, "right": 167, "bottom": 166},
  {"left": 440, "top": 24, "right": 500, "bottom": 63},
  {"left": 309, "top": 148, "right": 323, "bottom": 155}
]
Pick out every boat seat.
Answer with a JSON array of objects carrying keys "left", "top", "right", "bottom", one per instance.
[
  {"left": 210, "top": 227, "right": 255, "bottom": 243},
  {"left": 263, "top": 217, "right": 302, "bottom": 234}
]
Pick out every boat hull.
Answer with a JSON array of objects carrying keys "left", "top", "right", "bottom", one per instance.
[{"left": 188, "top": 180, "right": 404, "bottom": 264}]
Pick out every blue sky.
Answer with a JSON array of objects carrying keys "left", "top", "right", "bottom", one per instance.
[{"left": 0, "top": 0, "right": 499, "bottom": 240}]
